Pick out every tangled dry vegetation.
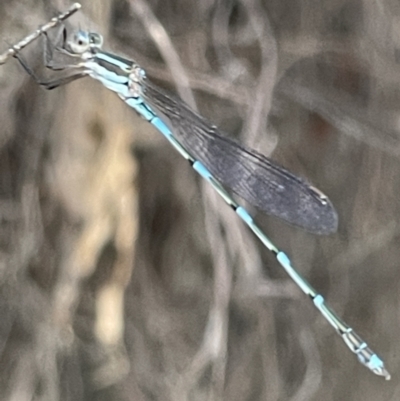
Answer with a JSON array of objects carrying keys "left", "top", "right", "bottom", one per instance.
[{"left": 0, "top": 0, "right": 399, "bottom": 400}]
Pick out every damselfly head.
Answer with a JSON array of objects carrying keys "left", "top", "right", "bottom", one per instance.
[{"left": 67, "top": 30, "right": 103, "bottom": 54}]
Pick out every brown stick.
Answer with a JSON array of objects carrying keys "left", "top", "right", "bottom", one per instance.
[{"left": 0, "top": 2, "right": 81, "bottom": 65}]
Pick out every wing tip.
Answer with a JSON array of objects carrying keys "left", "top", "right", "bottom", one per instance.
[{"left": 309, "top": 202, "right": 339, "bottom": 235}]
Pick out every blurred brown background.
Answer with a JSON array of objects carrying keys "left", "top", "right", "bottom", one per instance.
[{"left": 0, "top": 0, "right": 399, "bottom": 400}]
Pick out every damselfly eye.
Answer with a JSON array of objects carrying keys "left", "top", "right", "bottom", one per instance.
[
  {"left": 88, "top": 33, "right": 103, "bottom": 48},
  {"left": 67, "top": 30, "right": 91, "bottom": 54},
  {"left": 66, "top": 30, "right": 104, "bottom": 54}
]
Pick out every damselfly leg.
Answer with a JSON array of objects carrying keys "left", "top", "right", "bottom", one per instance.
[
  {"left": 0, "top": 3, "right": 81, "bottom": 65},
  {"left": 14, "top": 28, "right": 88, "bottom": 90},
  {"left": 14, "top": 50, "right": 86, "bottom": 90}
]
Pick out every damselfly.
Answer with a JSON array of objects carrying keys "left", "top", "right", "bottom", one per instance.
[{"left": 11, "top": 11, "right": 390, "bottom": 379}]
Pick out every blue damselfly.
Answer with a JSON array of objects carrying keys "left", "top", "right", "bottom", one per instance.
[{"left": 11, "top": 8, "right": 390, "bottom": 379}]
